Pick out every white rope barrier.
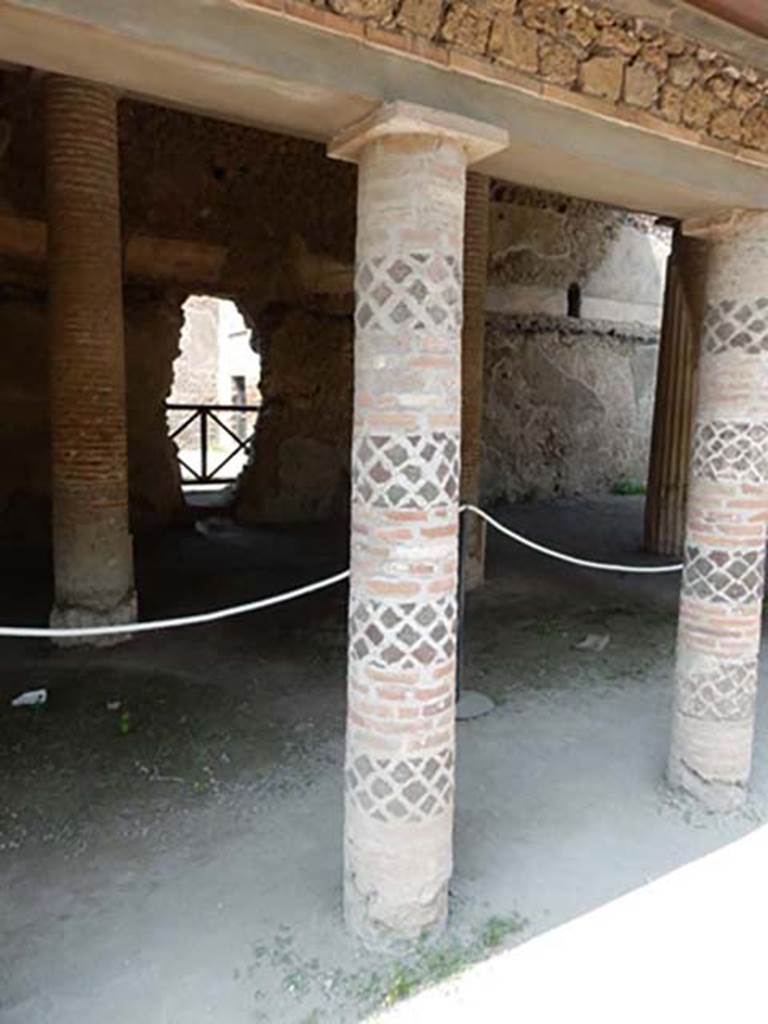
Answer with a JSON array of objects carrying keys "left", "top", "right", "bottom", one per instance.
[
  {"left": 0, "top": 506, "right": 682, "bottom": 640},
  {"left": 461, "top": 504, "right": 684, "bottom": 575},
  {"left": 0, "top": 569, "right": 351, "bottom": 639}
]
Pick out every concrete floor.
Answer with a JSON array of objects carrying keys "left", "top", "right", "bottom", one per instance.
[{"left": 2, "top": 496, "right": 767, "bottom": 1023}]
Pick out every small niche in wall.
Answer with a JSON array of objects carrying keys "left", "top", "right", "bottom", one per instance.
[{"left": 567, "top": 282, "right": 582, "bottom": 319}]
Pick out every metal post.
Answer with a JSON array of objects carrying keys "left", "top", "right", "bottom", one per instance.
[
  {"left": 455, "top": 512, "right": 468, "bottom": 705},
  {"left": 455, "top": 510, "right": 494, "bottom": 721},
  {"left": 200, "top": 408, "right": 208, "bottom": 481}
]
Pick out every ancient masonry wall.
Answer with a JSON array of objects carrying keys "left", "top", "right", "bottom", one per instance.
[
  {"left": 0, "top": 79, "right": 677, "bottom": 536},
  {"left": 171, "top": 296, "right": 220, "bottom": 408},
  {"left": 482, "top": 313, "right": 659, "bottom": 502},
  {"left": 487, "top": 183, "right": 671, "bottom": 324},
  {"left": 254, "top": 0, "right": 768, "bottom": 157},
  {"left": 0, "top": 289, "right": 50, "bottom": 539},
  {"left": 0, "top": 284, "right": 186, "bottom": 538},
  {"left": 235, "top": 306, "right": 353, "bottom": 523},
  {"left": 0, "top": 84, "right": 357, "bottom": 535},
  {"left": 124, "top": 290, "right": 187, "bottom": 531}
]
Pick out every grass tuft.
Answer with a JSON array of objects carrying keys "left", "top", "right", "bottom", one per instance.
[{"left": 610, "top": 479, "right": 646, "bottom": 496}]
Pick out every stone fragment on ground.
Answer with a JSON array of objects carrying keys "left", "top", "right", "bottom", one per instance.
[
  {"left": 10, "top": 688, "right": 47, "bottom": 707},
  {"left": 456, "top": 690, "right": 495, "bottom": 721},
  {"left": 573, "top": 633, "right": 611, "bottom": 653}
]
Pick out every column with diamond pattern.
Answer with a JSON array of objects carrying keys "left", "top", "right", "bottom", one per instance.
[
  {"left": 330, "top": 105, "right": 506, "bottom": 946},
  {"left": 669, "top": 211, "right": 768, "bottom": 811}
]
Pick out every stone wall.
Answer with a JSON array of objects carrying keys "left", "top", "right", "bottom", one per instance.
[
  {"left": 234, "top": 306, "right": 353, "bottom": 523},
  {"left": 0, "top": 287, "right": 50, "bottom": 539},
  {"left": 0, "top": 284, "right": 186, "bottom": 538},
  {"left": 0, "top": 78, "right": 670, "bottom": 535},
  {"left": 0, "top": 82, "right": 358, "bottom": 535},
  {"left": 117, "top": 103, "right": 356, "bottom": 525},
  {"left": 171, "top": 296, "right": 220, "bottom": 408},
  {"left": 488, "top": 183, "right": 671, "bottom": 324},
  {"left": 268, "top": 0, "right": 768, "bottom": 156},
  {"left": 124, "top": 290, "right": 187, "bottom": 531},
  {"left": 482, "top": 312, "right": 659, "bottom": 503}
]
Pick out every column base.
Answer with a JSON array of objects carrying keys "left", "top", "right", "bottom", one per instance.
[
  {"left": 344, "top": 873, "right": 449, "bottom": 954},
  {"left": 343, "top": 803, "right": 451, "bottom": 951},
  {"left": 49, "top": 591, "right": 137, "bottom": 648},
  {"left": 667, "top": 755, "right": 746, "bottom": 812},
  {"left": 667, "top": 713, "right": 753, "bottom": 812},
  {"left": 671, "top": 708, "right": 753, "bottom": 811}
]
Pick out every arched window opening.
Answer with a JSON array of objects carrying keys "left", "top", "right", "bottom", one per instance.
[{"left": 166, "top": 295, "right": 261, "bottom": 501}]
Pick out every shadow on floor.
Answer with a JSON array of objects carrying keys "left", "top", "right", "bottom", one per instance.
[{"left": 1, "top": 496, "right": 766, "bottom": 1023}]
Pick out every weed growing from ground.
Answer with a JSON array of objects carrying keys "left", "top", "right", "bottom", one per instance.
[
  {"left": 610, "top": 479, "right": 646, "bottom": 496},
  {"left": 361, "top": 912, "right": 527, "bottom": 1010}
]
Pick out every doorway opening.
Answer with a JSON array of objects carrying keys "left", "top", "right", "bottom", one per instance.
[{"left": 166, "top": 295, "right": 261, "bottom": 505}]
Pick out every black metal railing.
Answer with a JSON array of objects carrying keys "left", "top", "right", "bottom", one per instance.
[{"left": 166, "top": 403, "right": 261, "bottom": 484}]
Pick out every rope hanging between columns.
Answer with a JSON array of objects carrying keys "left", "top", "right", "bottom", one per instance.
[
  {"left": 0, "top": 508, "right": 682, "bottom": 640},
  {"left": 462, "top": 506, "right": 684, "bottom": 575}
]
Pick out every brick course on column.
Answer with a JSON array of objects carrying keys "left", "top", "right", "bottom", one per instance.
[
  {"left": 45, "top": 76, "right": 136, "bottom": 641},
  {"left": 460, "top": 172, "right": 490, "bottom": 591},
  {"left": 668, "top": 211, "right": 768, "bottom": 811},
  {"left": 330, "top": 104, "right": 505, "bottom": 947}
]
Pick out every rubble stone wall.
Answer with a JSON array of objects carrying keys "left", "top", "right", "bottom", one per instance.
[
  {"left": 0, "top": 288, "right": 50, "bottom": 539},
  {"left": 482, "top": 312, "right": 659, "bottom": 502},
  {"left": 0, "top": 80, "right": 671, "bottom": 536},
  {"left": 264, "top": 0, "right": 768, "bottom": 156},
  {"left": 0, "top": 83, "right": 358, "bottom": 535},
  {"left": 124, "top": 290, "right": 187, "bottom": 532},
  {"left": 487, "top": 182, "right": 671, "bottom": 324},
  {"left": 234, "top": 305, "right": 353, "bottom": 523},
  {"left": 0, "top": 284, "right": 187, "bottom": 538}
]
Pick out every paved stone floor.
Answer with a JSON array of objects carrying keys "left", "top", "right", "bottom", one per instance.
[{"left": 2, "top": 496, "right": 767, "bottom": 1022}]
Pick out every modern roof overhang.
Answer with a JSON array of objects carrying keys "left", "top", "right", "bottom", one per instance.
[{"left": 0, "top": 0, "right": 766, "bottom": 220}]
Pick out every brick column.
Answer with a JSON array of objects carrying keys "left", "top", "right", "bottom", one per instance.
[
  {"left": 45, "top": 76, "right": 136, "bottom": 641},
  {"left": 644, "top": 227, "right": 707, "bottom": 557},
  {"left": 669, "top": 210, "right": 768, "bottom": 811},
  {"left": 461, "top": 173, "right": 490, "bottom": 590},
  {"left": 330, "top": 104, "right": 506, "bottom": 947}
]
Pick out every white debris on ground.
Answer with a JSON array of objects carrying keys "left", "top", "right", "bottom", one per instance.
[
  {"left": 573, "top": 633, "right": 611, "bottom": 653},
  {"left": 10, "top": 688, "right": 47, "bottom": 707}
]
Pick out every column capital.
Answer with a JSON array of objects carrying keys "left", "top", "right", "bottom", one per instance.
[
  {"left": 682, "top": 209, "right": 768, "bottom": 242},
  {"left": 328, "top": 101, "right": 508, "bottom": 166}
]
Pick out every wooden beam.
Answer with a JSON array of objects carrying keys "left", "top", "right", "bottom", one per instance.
[
  {"left": 125, "top": 234, "right": 226, "bottom": 285},
  {"left": 0, "top": 211, "right": 227, "bottom": 285}
]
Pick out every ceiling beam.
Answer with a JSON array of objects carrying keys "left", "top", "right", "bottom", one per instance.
[{"left": 0, "top": 212, "right": 227, "bottom": 285}]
